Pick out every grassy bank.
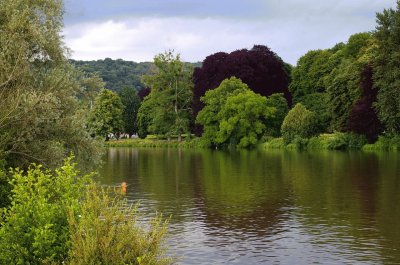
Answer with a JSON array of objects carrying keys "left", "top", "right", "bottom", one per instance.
[
  {"left": 107, "top": 133, "right": 400, "bottom": 152},
  {"left": 105, "top": 138, "right": 205, "bottom": 148},
  {"left": 262, "top": 133, "right": 400, "bottom": 152}
]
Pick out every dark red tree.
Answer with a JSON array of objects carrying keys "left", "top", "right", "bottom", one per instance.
[
  {"left": 347, "top": 65, "right": 383, "bottom": 142},
  {"left": 138, "top": 87, "right": 150, "bottom": 100},
  {"left": 192, "top": 45, "right": 291, "bottom": 134}
]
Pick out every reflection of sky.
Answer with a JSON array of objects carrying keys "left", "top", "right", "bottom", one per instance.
[{"left": 63, "top": 0, "right": 395, "bottom": 64}]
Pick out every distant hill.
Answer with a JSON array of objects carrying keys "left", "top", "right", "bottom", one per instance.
[{"left": 70, "top": 58, "right": 201, "bottom": 93}]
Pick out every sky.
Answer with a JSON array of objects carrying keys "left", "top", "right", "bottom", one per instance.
[{"left": 63, "top": 0, "right": 396, "bottom": 65}]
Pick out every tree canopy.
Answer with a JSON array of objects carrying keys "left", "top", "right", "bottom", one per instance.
[
  {"left": 196, "top": 77, "right": 275, "bottom": 148},
  {"left": 138, "top": 51, "right": 193, "bottom": 139},
  {"left": 373, "top": 2, "right": 400, "bottom": 133},
  {"left": 192, "top": 45, "right": 291, "bottom": 134},
  {"left": 0, "top": 0, "right": 102, "bottom": 168},
  {"left": 90, "top": 89, "right": 124, "bottom": 140}
]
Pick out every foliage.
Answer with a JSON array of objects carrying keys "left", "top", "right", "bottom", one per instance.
[
  {"left": 0, "top": 0, "right": 103, "bottom": 168},
  {"left": 119, "top": 87, "right": 141, "bottom": 136},
  {"left": 289, "top": 49, "right": 334, "bottom": 101},
  {"left": 264, "top": 93, "right": 289, "bottom": 137},
  {"left": 70, "top": 58, "right": 152, "bottom": 93},
  {"left": 90, "top": 89, "right": 124, "bottom": 140},
  {"left": 140, "top": 51, "right": 193, "bottom": 139},
  {"left": 0, "top": 158, "right": 173, "bottom": 264},
  {"left": 71, "top": 58, "right": 200, "bottom": 95},
  {"left": 197, "top": 77, "right": 275, "bottom": 148},
  {"left": 215, "top": 90, "right": 275, "bottom": 148},
  {"left": 68, "top": 185, "right": 172, "bottom": 265},
  {"left": 296, "top": 92, "right": 331, "bottom": 133},
  {"left": 347, "top": 65, "right": 383, "bottom": 142},
  {"left": 192, "top": 45, "right": 291, "bottom": 134},
  {"left": 373, "top": 2, "right": 400, "bottom": 133},
  {"left": 325, "top": 59, "right": 362, "bottom": 131},
  {"left": 308, "top": 133, "right": 367, "bottom": 150},
  {"left": 0, "top": 158, "right": 92, "bottom": 264},
  {"left": 136, "top": 94, "right": 155, "bottom": 139},
  {"left": 105, "top": 138, "right": 206, "bottom": 148},
  {"left": 281, "top": 103, "right": 318, "bottom": 143},
  {"left": 363, "top": 134, "right": 400, "bottom": 151}
]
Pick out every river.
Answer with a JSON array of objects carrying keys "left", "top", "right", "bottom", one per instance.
[{"left": 99, "top": 148, "right": 400, "bottom": 264}]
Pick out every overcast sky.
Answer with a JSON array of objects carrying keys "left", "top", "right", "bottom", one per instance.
[{"left": 63, "top": 0, "right": 396, "bottom": 65}]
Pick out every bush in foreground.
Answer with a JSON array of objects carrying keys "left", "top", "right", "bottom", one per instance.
[{"left": 0, "top": 158, "right": 172, "bottom": 265}]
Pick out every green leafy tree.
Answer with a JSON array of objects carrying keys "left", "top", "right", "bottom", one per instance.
[
  {"left": 281, "top": 103, "right": 318, "bottom": 143},
  {"left": 217, "top": 91, "right": 275, "bottom": 148},
  {"left": 265, "top": 93, "right": 289, "bottom": 137},
  {"left": 141, "top": 51, "right": 193, "bottom": 140},
  {"left": 119, "top": 87, "right": 141, "bottom": 136},
  {"left": 196, "top": 77, "right": 249, "bottom": 147},
  {"left": 374, "top": 1, "right": 400, "bottom": 133},
  {"left": 0, "top": 0, "right": 102, "bottom": 168},
  {"left": 289, "top": 49, "right": 334, "bottom": 101},
  {"left": 136, "top": 94, "right": 155, "bottom": 139},
  {"left": 90, "top": 89, "right": 124, "bottom": 140},
  {"left": 297, "top": 93, "right": 331, "bottom": 133},
  {"left": 197, "top": 77, "right": 275, "bottom": 148}
]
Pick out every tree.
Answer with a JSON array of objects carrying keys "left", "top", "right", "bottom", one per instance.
[
  {"left": 264, "top": 93, "right": 289, "bottom": 137},
  {"left": 296, "top": 93, "right": 330, "bottom": 133},
  {"left": 119, "top": 87, "right": 141, "bottom": 136},
  {"left": 281, "top": 103, "right": 318, "bottom": 143},
  {"left": 374, "top": 1, "right": 400, "bottom": 133},
  {"left": 289, "top": 49, "right": 334, "bottom": 102},
  {"left": 196, "top": 77, "right": 275, "bottom": 148},
  {"left": 192, "top": 45, "right": 291, "bottom": 134},
  {"left": 347, "top": 65, "right": 383, "bottom": 142},
  {"left": 90, "top": 89, "right": 124, "bottom": 140},
  {"left": 141, "top": 51, "right": 193, "bottom": 140},
  {"left": 0, "top": 0, "right": 102, "bottom": 168}
]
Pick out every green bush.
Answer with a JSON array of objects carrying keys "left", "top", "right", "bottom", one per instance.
[
  {"left": 68, "top": 185, "right": 172, "bottom": 265},
  {"left": 0, "top": 158, "right": 173, "bottom": 265},
  {"left": 363, "top": 134, "right": 400, "bottom": 151},
  {"left": 0, "top": 158, "right": 91, "bottom": 264},
  {"left": 281, "top": 103, "right": 318, "bottom": 144}
]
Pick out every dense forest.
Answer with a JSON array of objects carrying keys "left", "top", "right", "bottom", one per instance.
[{"left": 70, "top": 58, "right": 201, "bottom": 93}]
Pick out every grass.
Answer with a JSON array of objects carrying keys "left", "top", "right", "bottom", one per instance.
[{"left": 105, "top": 137, "right": 206, "bottom": 149}]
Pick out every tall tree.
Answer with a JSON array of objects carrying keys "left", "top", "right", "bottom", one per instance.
[
  {"left": 141, "top": 51, "right": 193, "bottom": 140},
  {"left": 196, "top": 77, "right": 275, "bottom": 148},
  {"left": 0, "top": 0, "right": 102, "bottom": 167},
  {"left": 90, "top": 89, "right": 124, "bottom": 140},
  {"left": 192, "top": 45, "right": 290, "bottom": 134},
  {"left": 119, "top": 87, "right": 141, "bottom": 136},
  {"left": 374, "top": 1, "right": 400, "bottom": 133}
]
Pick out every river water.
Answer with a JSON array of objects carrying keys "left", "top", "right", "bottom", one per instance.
[{"left": 99, "top": 148, "right": 400, "bottom": 264}]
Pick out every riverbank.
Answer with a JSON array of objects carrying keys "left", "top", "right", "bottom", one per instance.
[
  {"left": 262, "top": 133, "right": 400, "bottom": 152},
  {"left": 107, "top": 133, "right": 400, "bottom": 152},
  {"left": 105, "top": 138, "right": 204, "bottom": 148}
]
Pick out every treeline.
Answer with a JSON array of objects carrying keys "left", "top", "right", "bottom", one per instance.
[
  {"left": 110, "top": 2, "right": 400, "bottom": 150},
  {"left": 70, "top": 58, "right": 201, "bottom": 93}
]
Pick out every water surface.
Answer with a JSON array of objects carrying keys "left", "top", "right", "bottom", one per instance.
[{"left": 99, "top": 148, "right": 400, "bottom": 264}]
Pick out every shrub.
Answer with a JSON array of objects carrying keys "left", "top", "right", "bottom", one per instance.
[
  {"left": 0, "top": 158, "right": 172, "bottom": 265},
  {"left": 363, "top": 134, "right": 400, "bottom": 151},
  {"left": 0, "top": 158, "right": 91, "bottom": 264},
  {"left": 68, "top": 185, "right": 172, "bottom": 265},
  {"left": 281, "top": 103, "right": 318, "bottom": 144}
]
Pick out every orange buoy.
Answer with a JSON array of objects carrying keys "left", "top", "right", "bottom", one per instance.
[{"left": 121, "top": 182, "right": 127, "bottom": 194}]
